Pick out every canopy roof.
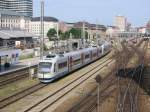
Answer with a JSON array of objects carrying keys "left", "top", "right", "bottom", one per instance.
[{"left": 0, "top": 29, "right": 37, "bottom": 39}]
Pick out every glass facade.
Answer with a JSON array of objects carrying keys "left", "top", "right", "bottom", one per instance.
[{"left": 0, "top": 0, "right": 33, "bottom": 17}]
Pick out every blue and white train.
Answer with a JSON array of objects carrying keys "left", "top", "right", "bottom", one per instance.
[{"left": 38, "top": 42, "right": 111, "bottom": 83}]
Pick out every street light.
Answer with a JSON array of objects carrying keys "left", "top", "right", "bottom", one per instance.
[{"left": 40, "top": 0, "right": 44, "bottom": 59}]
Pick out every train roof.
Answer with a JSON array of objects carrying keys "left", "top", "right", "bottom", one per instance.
[
  {"left": 64, "top": 47, "right": 97, "bottom": 56},
  {"left": 40, "top": 42, "right": 110, "bottom": 62},
  {"left": 41, "top": 46, "right": 98, "bottom": 61}
]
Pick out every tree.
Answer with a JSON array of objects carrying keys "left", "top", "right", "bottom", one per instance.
[
  {"left": 69, "top": 28, "right": 82, "bottom": 39},
  {"left": 68, "top": 28, "right": 88, "bottom": 39},
  {"left": 61, "top": 31, "right": 70, "bottom": 40},
  {"left": 85, "top": 31, "right": 88, "bottom": 39},
  {"left": 47, "top": 28, "right": 57, "bottom": 41},
  {"left": 47, "top": 28, "right": 89, "bottom": 41}
]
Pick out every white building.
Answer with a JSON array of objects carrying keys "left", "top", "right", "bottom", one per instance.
[
  {"left": 138, "top": 27, "right": 147, "bottom": 34},
  {"left": 114, "top": 16, "right": 127, "bottom": 32},
  {"left": 29, "top": 17, "right": 59, "bottom": 38},
  {"left": 106, "top": 26, "right": 120, "bottom": 38},
  {"left": 0, "top": 9, "right": 30, "bottom": 32}
]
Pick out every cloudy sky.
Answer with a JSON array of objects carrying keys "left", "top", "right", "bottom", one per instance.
[{"left": 33, "top": 0, "right": 150, "bottom": 26}]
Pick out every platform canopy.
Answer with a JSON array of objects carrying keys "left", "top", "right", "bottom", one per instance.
[{"left": 0, "top": 29, "right": 37, "bottom": 39}]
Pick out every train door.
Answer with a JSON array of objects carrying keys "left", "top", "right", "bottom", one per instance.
[
  {"left": 90, "top": 51, "right": 92, "bottom": 60},
  {"left": 68, "top": 56, "right": 70, "bottom": 72},
  {"left": 69, "top": 56, "right": 73, "bottom": 71},
  {"left": 97, "top": 49, "right": 99, "bottom": 58},
  {"left": 81, "top": 53, "right": 84, "bottom": 64},
  {"left": 54, "top": 63, "right": 57, "bottom": 73},
  {"left": 0, "top": 56, "right": 1, "bottom": 70},
  {"left": 102, "top": 45, "right": 104, "bottom": 55}
]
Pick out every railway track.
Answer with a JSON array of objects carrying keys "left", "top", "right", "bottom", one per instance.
[
  {"left": 118, "top": 65, "right": 143, "bottom": 112},
  {"left": 0, "top": 83, "right": 47, "bottom": 109},
  {"left": 22, "top": 58, "right": 113, "bottom": 112},
  {"left": 69, "top": 73, "right": 117, "bottom": 112},
  {"left": 116, "top": 40, "right": 148, "bottom": 112},
  {"left": 0, "top": 72, "right": 28, "bottom": 87},
  {"left": 116, "top": 61, "right": 145, "bottom": 112},
  {"left": 0, "top": 66, "right": 37, "bottom": 87},
  {"left": 0, "top": 53, "right": 112, "bottom": 111},
  {"left": 88, "top": 87, "right": 116, "bottom": 112}
]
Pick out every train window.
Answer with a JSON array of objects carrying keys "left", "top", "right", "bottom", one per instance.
[
  {"left": 58, "top": 61, "right": 67, "bottom": 69},
  {"left": 39, "top": 62, "right": 52, "bottom": 72},
  {"left": 99, "top": 49, "right": 102, "bottom": 53},
  {"left": 54, "top": 63, "right": 56, "bottom": 72},
  {"left": 85, "top": 54, "right": 90, "bottom": 59},
  {"left": 93, "top": 53, "right": 97, "bottom": 57},
  {"left": 73, "top": 58, "right": 81, "bottom": 65},
  {"left": 46, "top": 55, "right": 56, "bottom": 58}
]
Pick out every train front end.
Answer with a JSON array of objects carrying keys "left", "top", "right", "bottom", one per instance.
[{"left": 38, "top": 61, "right": 55, "bottom": 83}]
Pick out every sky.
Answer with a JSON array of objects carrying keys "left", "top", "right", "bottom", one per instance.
[{"left": 33, "top": 0, "right": 150, "bottom": 27}]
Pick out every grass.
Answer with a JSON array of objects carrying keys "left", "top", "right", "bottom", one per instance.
[
  {"left": 19, "top": 53, "right": 34, "bottom": 60},
  {"left": 0, "top": 78, "right": 39, "bottom": 100}
]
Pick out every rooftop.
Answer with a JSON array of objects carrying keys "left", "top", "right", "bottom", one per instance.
[
  {"left": 74, "top": 21, "right": 106, "bottom": 30},
  {"left": 0, "top": 29, "right": 37, "bottom": 39},
  {"left": 31, "top": 17, "right": 59, "bottom": 22}
]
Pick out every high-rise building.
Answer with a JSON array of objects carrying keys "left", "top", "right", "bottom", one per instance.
[
  {"left": 114, "top": 16, "right": 127, "bottom": 32},
  {"left": 0, "top": 0, "right": 33, "bottom": 17}
]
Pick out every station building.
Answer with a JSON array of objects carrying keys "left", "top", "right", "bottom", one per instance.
[
  {"left": 0, "top": 29, "right": 38, "bottom": 49},
  {"left": 0, "top": 29, "right": 38, "bottom": 70}
]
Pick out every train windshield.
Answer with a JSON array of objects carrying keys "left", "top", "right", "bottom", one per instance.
[{"left": 39, "top": 62, "right": 52, "bottom": 73}]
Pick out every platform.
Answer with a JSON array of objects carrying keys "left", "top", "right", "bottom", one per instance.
[{"left": 0, "top": 57, "right": 39, "bottom": 76}]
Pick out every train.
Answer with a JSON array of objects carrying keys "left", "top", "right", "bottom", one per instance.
[
  {"left": 38, "top": 42, "right": 111, "bottom": 83},
  {"left": 0, "top": 48, "right": 20, "bottom": 69}
]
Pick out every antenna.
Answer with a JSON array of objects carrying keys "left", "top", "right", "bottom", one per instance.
[{"left": 40, "top": 0, "right": 44, "bottom": 59}]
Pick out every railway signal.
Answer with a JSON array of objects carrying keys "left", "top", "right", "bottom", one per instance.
[{"left": 95, "top": 75, "right": 102, "bottom": 112}]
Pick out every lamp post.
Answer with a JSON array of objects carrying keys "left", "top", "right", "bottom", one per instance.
[{"left": 40, "top": 0, "right": 44, "bottom": 59}]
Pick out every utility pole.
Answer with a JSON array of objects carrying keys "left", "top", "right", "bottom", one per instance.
[
  {"left": 82, "top": 21, "right": 85, "bottom": 48},
  {"left": 40, "top": 0, "right": 44, "bottom": 59},
  {"left": 96, "top": 23, "right": 98, "bottom": 46},
  {"left": 96, "top": 20, "right": 99, "bottom": 46},
  {"left": 69, "top": 33, "right": 73, "bottom": 51},
  {"left": 56, "top": 23, "right": 59, "bottom": 53}
]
